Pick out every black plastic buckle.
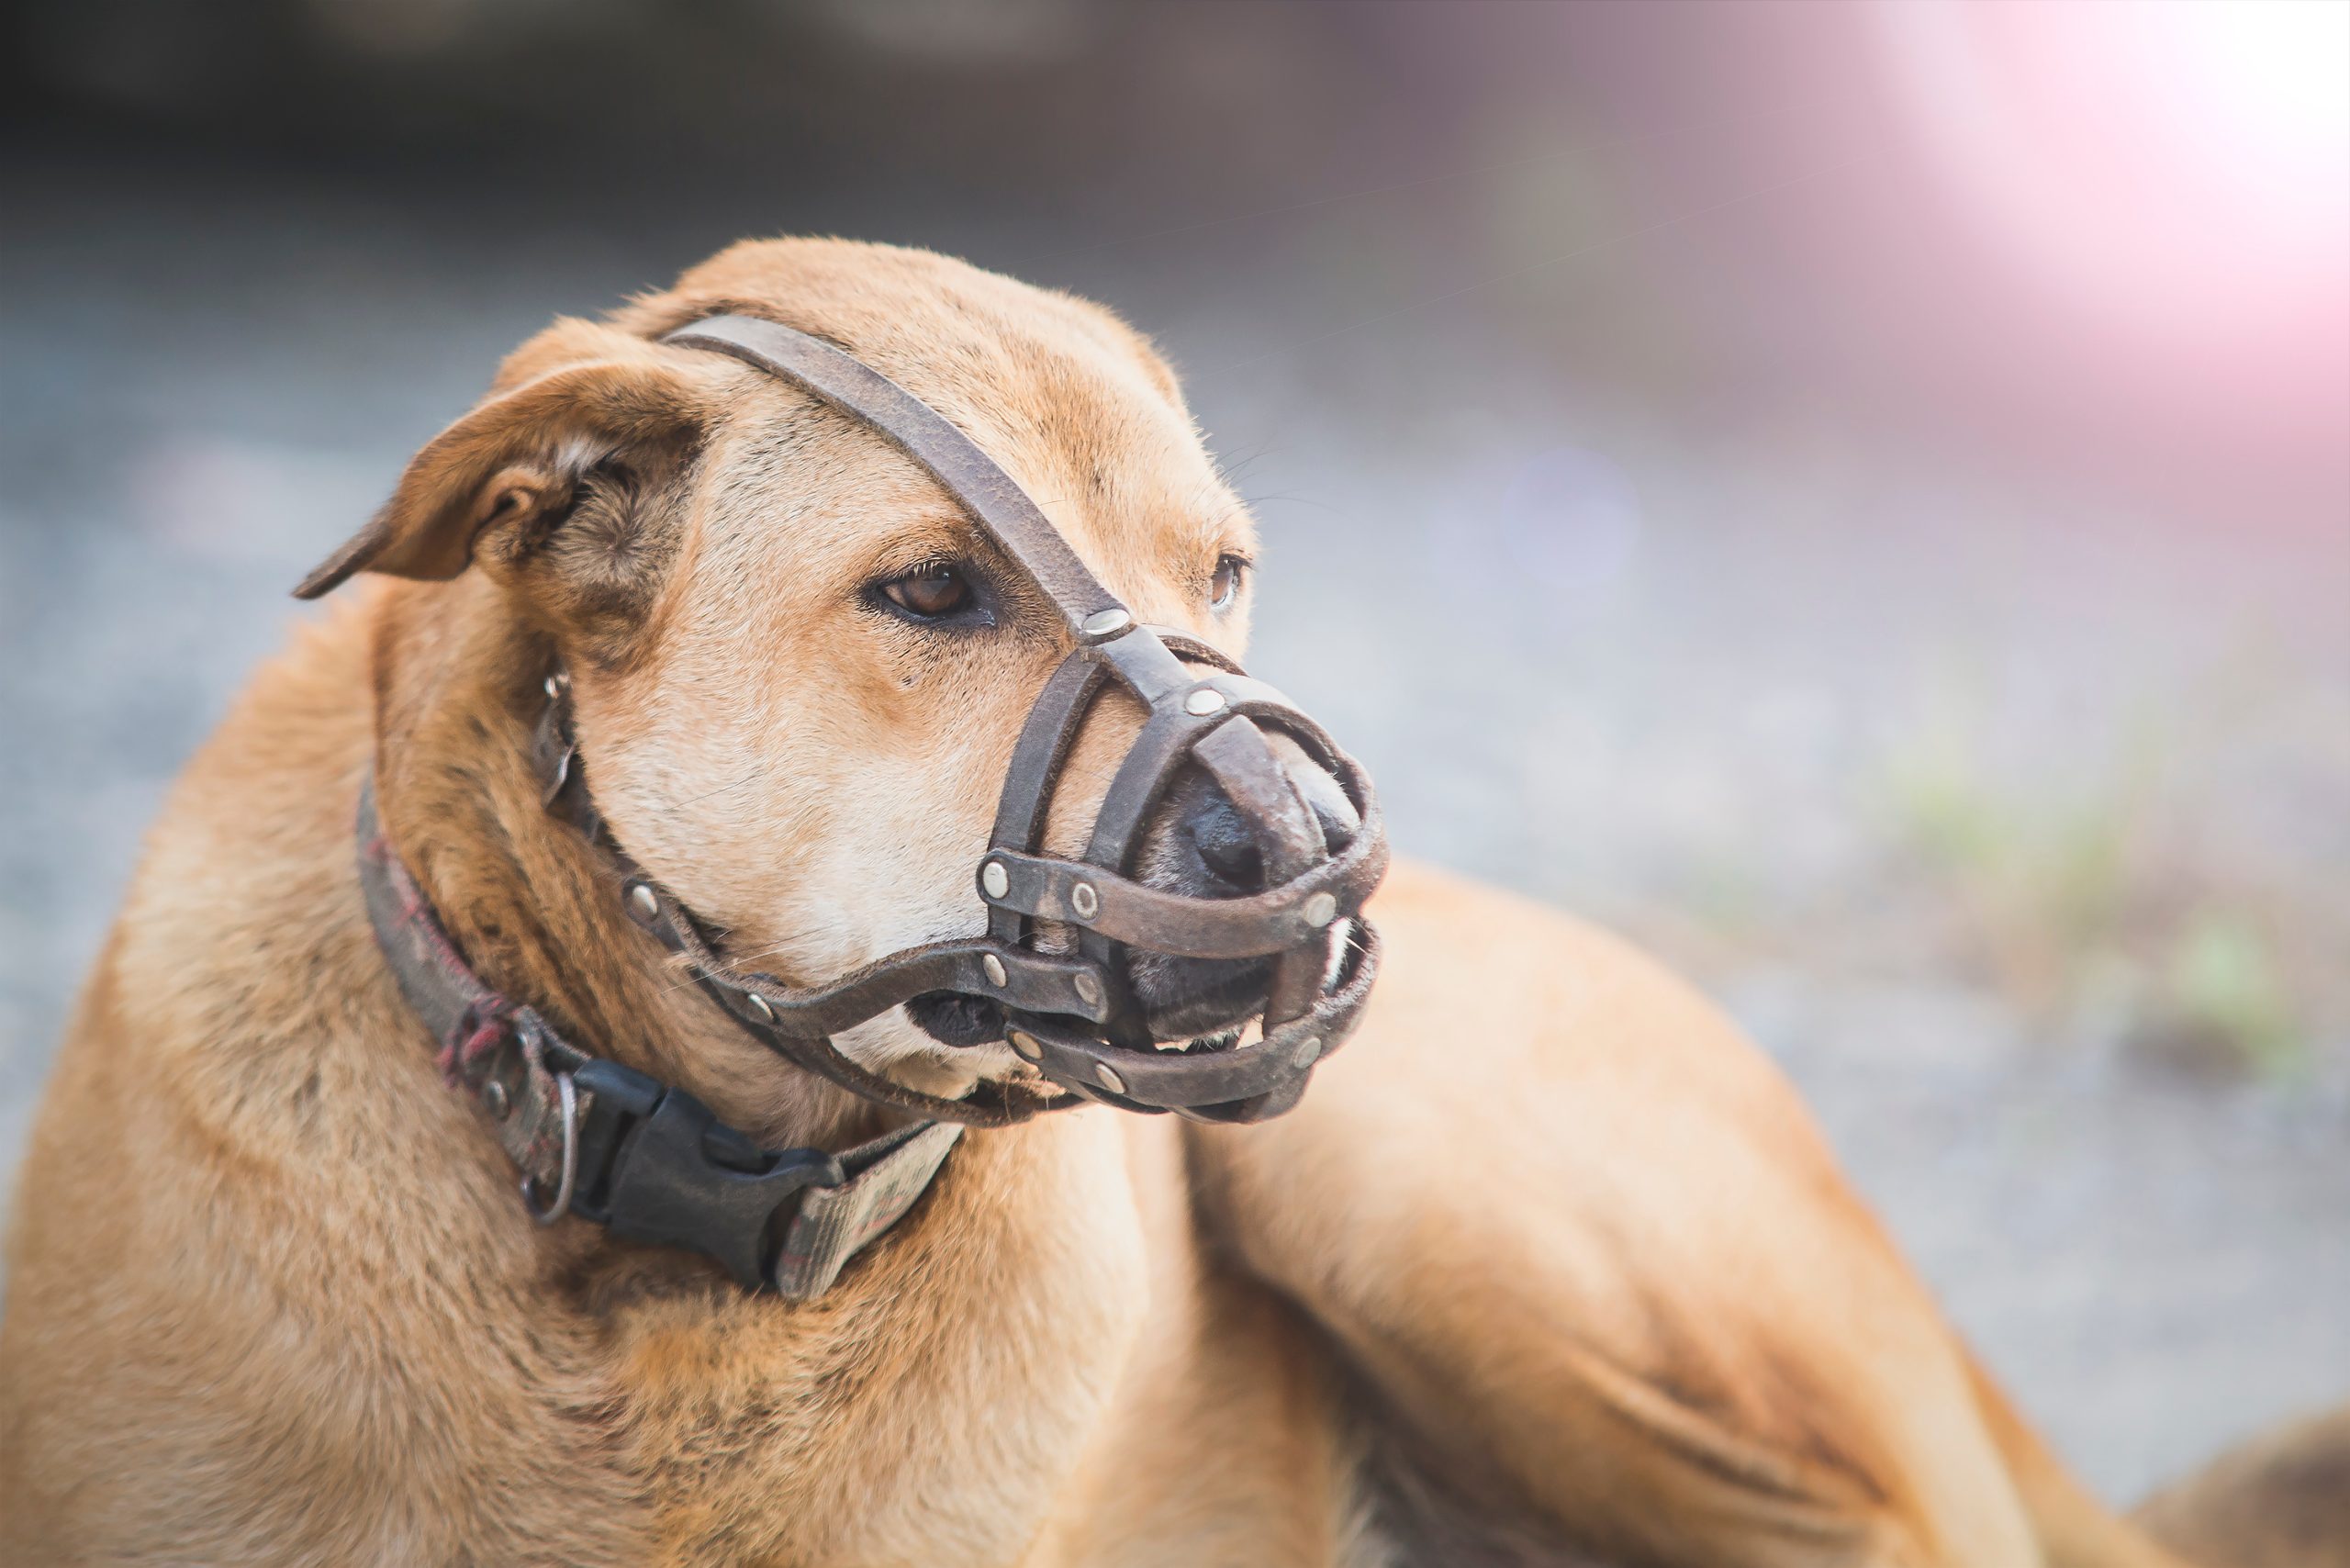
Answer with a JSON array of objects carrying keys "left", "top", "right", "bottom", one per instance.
[{"left": 568, "top": 1058, "right": 845, "bottom": 1289}]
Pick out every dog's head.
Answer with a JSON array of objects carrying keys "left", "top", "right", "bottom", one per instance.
[{"left": 305, "top": 239, "right": 1374, "bottom": 1114}]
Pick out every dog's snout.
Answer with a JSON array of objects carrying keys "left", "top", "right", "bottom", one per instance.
[
  {"left": 1304, "top": 768, "right": 1360, "bottom": 857},
  {"left": 1169, "top": 757, "right": 1356, "bottom": 899},
  {"left": 1116, "top": 729, "right": 1360, "bottom": 1040},
  {"left": 1181, "top": 776, "right": 1266, "bottom": 893}
]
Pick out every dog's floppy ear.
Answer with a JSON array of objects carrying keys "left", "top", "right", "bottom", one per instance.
[{"left": 294, "top": 330, "right": 713, "bottom": 600}]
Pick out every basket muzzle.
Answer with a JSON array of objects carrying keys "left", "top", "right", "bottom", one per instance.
[{"left": 972, "top": 610, "right": 1386, "bottom": 1123}]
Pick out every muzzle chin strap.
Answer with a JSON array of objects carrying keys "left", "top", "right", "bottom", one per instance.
[{"left": 357, "top": 779, "right": 959, "bottom": 1299}]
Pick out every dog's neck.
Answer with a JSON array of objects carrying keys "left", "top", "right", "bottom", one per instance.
[{"left": 364, "top": 577, "right": 891, "bottom": 1153}]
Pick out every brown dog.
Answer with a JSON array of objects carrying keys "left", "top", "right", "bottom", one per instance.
[{"left": 0, "top": 239, "right": 2327, "bottom": 1565}]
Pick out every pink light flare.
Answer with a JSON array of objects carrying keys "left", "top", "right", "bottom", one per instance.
[{"left": 1868, "top": 0, "right": 2349, "bottom": 461}]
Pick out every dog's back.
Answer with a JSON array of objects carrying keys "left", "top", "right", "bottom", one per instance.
[{"left": 2136, "top": 1408, "right": 2350, "bottom": 1568}]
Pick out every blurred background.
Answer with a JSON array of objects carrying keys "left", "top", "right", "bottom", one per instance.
[{"left": 3, "top": 0, "right": 2344, "bottom": 1505}]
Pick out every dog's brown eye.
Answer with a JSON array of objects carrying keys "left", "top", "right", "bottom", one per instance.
[
  {"left": 882, "top": 565, "right": 972, "bottom": 619},
  {"left": 1209, "top": 553, "right": 1248, "bottom": 610}
]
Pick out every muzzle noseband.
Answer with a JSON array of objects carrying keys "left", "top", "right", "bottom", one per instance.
[{"left": 542, "top": 314, "right": 1388, "bottom": 1126}]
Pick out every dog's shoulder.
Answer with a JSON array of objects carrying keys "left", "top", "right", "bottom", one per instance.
[{"left": 2, "top": 594, "right": 655, "bottom": 1565}]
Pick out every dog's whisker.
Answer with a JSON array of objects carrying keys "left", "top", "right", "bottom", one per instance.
[{"left": 666, "top": 767, "right": 769, "bottom": 809}]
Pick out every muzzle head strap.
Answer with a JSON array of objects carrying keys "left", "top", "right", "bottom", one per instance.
[
  {"left": 598, "top": 312, "right": 1392, "bottom": 1124},
  {"left": 665, "top": 315, "right": 1131, "bottom": 643}
]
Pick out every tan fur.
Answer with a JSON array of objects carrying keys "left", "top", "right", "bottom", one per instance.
[
  {"left": 0, "top": 239, "right": 2266, "bottom": 1565},
  {"left": 2134, "top": 1407, "right": 2350, "bottom": 1568}
]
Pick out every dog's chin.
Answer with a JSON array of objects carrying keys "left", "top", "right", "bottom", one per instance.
[{"left": 834, "top": 1009, "right": 1013, "bottom": 1102}]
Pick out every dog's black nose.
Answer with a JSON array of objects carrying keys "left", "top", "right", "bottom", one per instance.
[
  {"left": 1183, "top": 778, "right": 1265, "bottom": 892},
  {"left": 1173, "top": 767, "right": 1357, "bottom": 896},
  {"left": 1127, "top": 747, "right": 1360, "bottom": 1040}
]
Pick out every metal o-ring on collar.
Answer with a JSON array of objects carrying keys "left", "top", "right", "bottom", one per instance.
[{"left": 521, "top": 1070, "right": 581, "bottom": 1225}]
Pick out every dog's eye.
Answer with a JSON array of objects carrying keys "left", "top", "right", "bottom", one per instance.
[
  {"left": 881, "top": 565, "right": 973, "bottom": 620},
  {"left": 1209, "top": 553, "right": 1249, "bottom": 610}
]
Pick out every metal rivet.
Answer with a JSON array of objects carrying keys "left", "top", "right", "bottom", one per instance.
[
  {"left": 1302, "top": 890, "right": 1338, "bottom": 928},
  {"left": 627, "top": 882, "right": 660, "bottom": 923},
  {"left": 1093, "top": 1061, "right": 1126, "bottom": 1096},
  {"left": 744, "top": 992, "right": 776, "bottom": 1025},
  {"left": 1292, "top": 1034, "right": 1324, "bottom": 1069},
  {"left": 980, "top": 860, "right": 1011, "bottom": 900},
  {"left": 981, "top": 953, "right": 1008, "bottom": 988},
  {"left": 1008, "top": 1029, "right": 1043, "bottom": 1062},
  {"left": 483, "top": 1080, "right": 511, "bottom": 1119},
  {"left": 1072, "top": 971, "right": 1104, "bottom": 1008},
  {"left": 1080, "top": 607, "right": 1132, "bottom": 639},
  {"left": 1070, "top": 882, "right": 1100, "bottom": 921},
  {"left": 1183, "top": 687, "right": 1226, "bottom": 716}
]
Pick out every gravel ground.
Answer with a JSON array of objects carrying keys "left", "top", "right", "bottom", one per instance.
[{"left": 4, "top": 151, "right": 2345, "bottom": 1506}]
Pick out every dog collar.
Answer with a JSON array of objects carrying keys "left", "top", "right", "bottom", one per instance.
[{"left": 355, "top": 777, "right": 959, "bottom": 1299}]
